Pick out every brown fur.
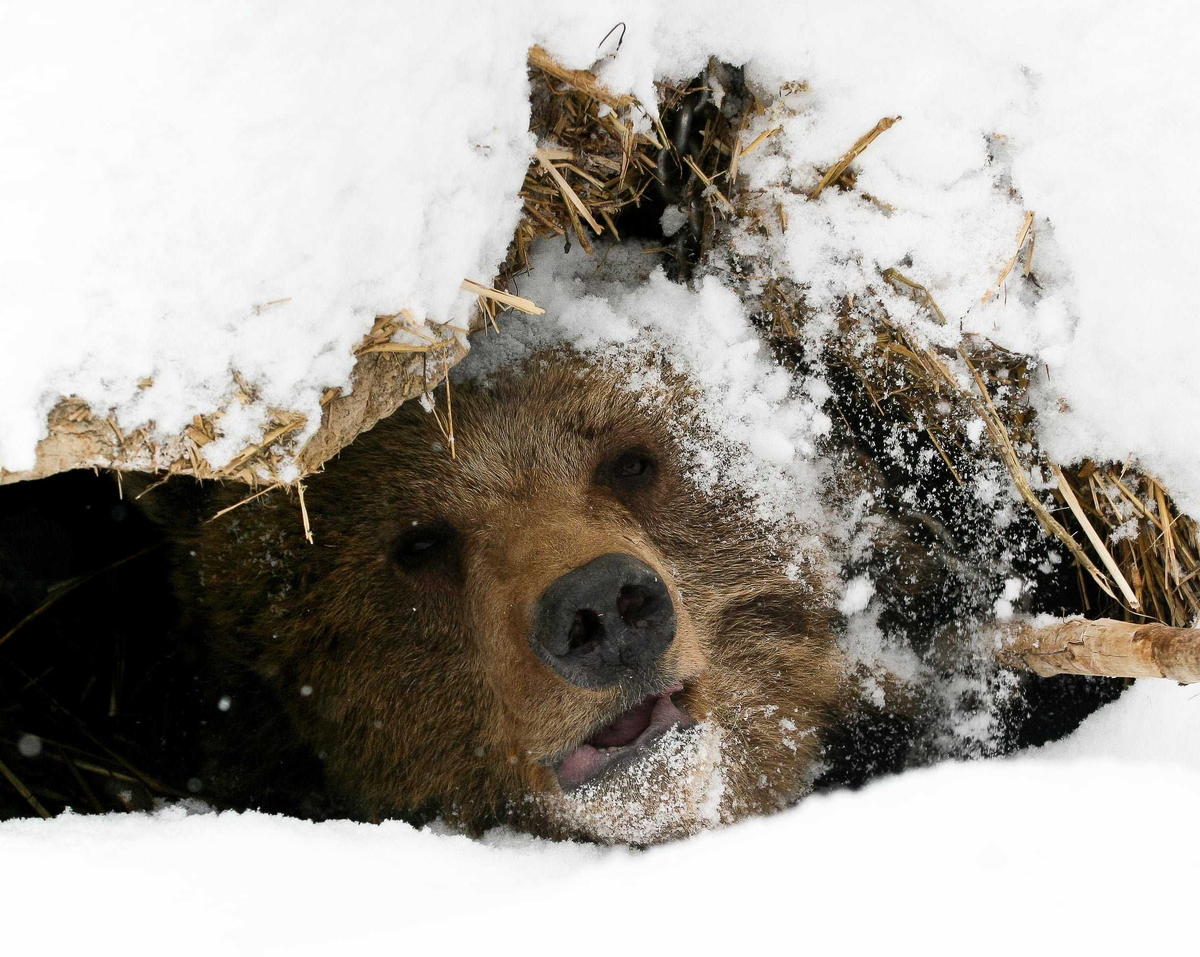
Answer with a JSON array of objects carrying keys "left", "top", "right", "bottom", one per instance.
[{"left": 159, "top": 355, "right": 850, "bottom": 841}]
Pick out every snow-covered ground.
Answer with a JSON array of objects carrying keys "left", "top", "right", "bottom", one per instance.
[
  {"left": 1, "top": 680, "right": 1196, "bottom": 955},
  {"left": 2, "top": 1, "right": 1199, "bottom": 951}
]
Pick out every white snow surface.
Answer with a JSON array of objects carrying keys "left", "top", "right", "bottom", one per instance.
[
  {"left": 1, "top": 1, "right": 533, "bottom": 473},
  {"left": 1, "top": 680, "right": 1196, "bottom": 955}
]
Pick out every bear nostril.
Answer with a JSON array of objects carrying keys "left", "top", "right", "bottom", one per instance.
[
  {"left": 616, "top": 584, "right": 655, "bottom": 628},
  {"left": 568, "top": 609, "right": 604, "bottom": 653}
]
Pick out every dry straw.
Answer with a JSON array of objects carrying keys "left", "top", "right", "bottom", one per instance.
[{"left": 514, "top": 50, "right": 663, "bottom": 266}]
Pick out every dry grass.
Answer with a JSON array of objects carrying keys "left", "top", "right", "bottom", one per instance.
[{"left": 510, "top": 51, "right": 665, "bottom": 272}]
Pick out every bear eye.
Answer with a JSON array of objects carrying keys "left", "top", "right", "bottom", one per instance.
[
  {"left": 392, "top": 522, "right": 457, "bottom": 569},
  {"left": 599, "top": 448, "right": 657, "bottom": 489}
]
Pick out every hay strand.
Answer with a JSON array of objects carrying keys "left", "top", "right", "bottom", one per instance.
[
  {"left": 981, "top": 210, "right": 1035, "bottom": 304},
  {"left": 882, "top": 269, "right": 949, "bottom": 326},
  {"left": 535, "top": 147, "right": 605, "bottom": 235},
  {"left": 460, "top": 279, "right": 546, "bottom": 315},
  {"left": 206, "top": 482, "right": 284, "bottom": 523},
  {"left": 0, "top": 756, "right": 51, "bottom": 818},
  {"left": 808, "top": 116, "right": 902, "bottom": 201},
  {"left": 1051, "top": 463, "right": 1140, "bottom": 610},
  {"left": 297, "top": 480, "right": 314, "bottom": 545},
  {"left": 527, "top": 45, "right": 635, "bottom": 110},
  {"left": 358, "top": 340, "right": 457, "bottom": 356},
  {"left": 682, "top": 155, "right": 735, "bottom": 214},
  {"left": 738, "top": 125, "right": 782, "bottom": 160},
  {"left": 223, "top": 415, "right": 307, "bottom": 473}
]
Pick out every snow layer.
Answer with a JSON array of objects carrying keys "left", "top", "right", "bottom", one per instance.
[
  {"left": 1, "top": 2, "right": 532, "bottom": 472},
  {"left": 1, "top": 680, "right": 1195, "bottom": 956}
]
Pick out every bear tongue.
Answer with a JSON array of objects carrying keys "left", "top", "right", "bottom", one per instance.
[
  {"left": 587, "top": 694, "right": 658, "bottom": 748},
  {"left": 554, "top": 696, "right": 656, "bottom": 791},
  {"left": 554, "top": 688, "right": 693, "bottom": 790}
]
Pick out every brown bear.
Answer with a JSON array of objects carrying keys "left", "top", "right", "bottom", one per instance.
[{"left": 148, "top": 351, "right": 880, "bottom": 844}]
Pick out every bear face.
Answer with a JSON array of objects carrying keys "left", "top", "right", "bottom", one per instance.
[{"left": 173, "top": 355, "right": 847, "bottom": 843}]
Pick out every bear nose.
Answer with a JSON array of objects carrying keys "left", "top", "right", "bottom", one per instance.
[{"left": 530, "top": 553, "right": 676, "bottom": 689}]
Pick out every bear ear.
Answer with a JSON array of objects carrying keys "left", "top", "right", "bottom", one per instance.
[{"left": 123, "top": 472, "right": 245, "bottom": 535}]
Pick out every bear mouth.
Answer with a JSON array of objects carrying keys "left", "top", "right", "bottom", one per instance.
[{"left": 551, "top": 685, "right": 697, "bottom": 791}]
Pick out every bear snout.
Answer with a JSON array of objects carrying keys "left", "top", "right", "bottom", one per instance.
[{"left": 530, "top": 552, "right": 676, "bottom": 689}]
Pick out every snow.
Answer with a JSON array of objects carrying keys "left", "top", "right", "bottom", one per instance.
[
  {"left": 993, "top": 578, "right": 1025, "bottom": 621},
  {"left": 544, "top": 721, "right": 728, "bottom": 845},
  {"left": 838, "top": 575, "right": 876, "bottom": 616},
  {"left": 1038, "top": 678, "right": 1200, "bottom": 769},
  {"left": 1, "top": 681, "right": 1196, "bottom": 955},
  {"left": 532, "top": 0, "right": 1200, "bottom": 512},
  {"left": 16, "top": 734, "right": 42, "bottom": 759},
  {"left": 1, "top": 1, "right": 533, "bottom": 473}
]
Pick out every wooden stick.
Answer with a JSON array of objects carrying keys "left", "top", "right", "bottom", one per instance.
[{"left": 997, "top": 616, "right": 1200, "bottom": 683}]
